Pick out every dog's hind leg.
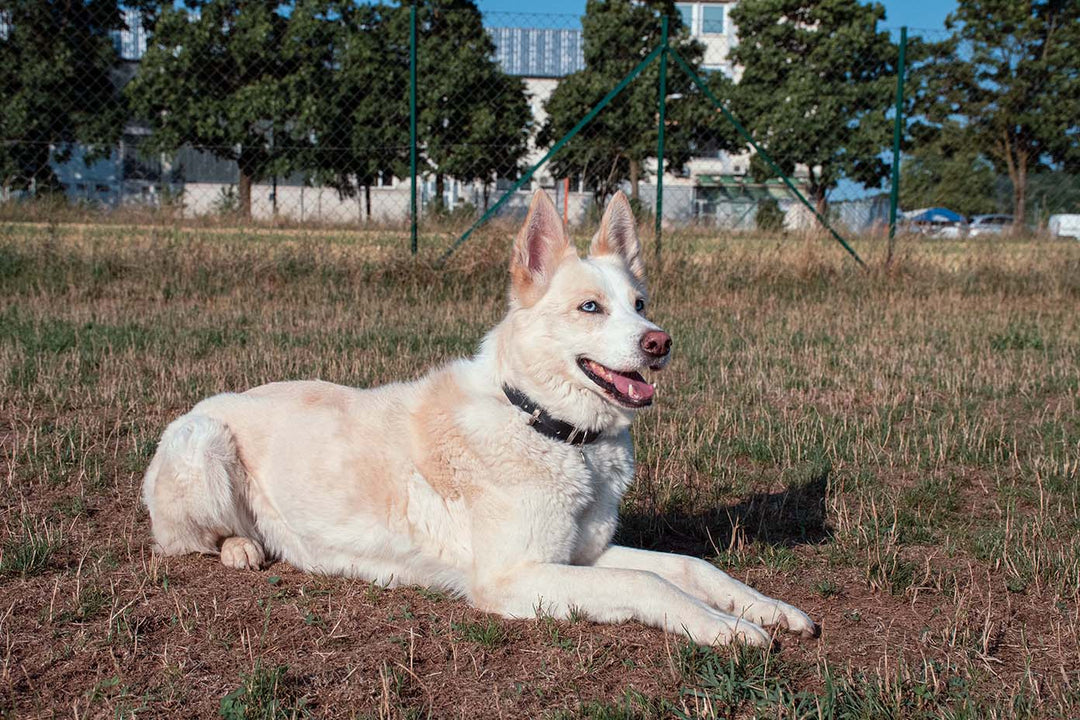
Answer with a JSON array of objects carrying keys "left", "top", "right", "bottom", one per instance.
[
  {"left": 142, "top": 413, "right": 264, "bottom": 569},
  {"left": 220, "top": 536, "right": 265, "bottom": 570}
]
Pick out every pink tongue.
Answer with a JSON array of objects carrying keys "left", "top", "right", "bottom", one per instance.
[{"left": 610, "top": 371, "right": 655, "bottom": 401}]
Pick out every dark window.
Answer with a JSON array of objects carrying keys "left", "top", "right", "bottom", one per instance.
[{"left": 702, "top": 5, "right": 724, "bottom": 34}]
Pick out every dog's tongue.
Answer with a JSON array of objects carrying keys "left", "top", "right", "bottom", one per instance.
[{"left": 611, "top": 370, "right": 655, "bottom": 403}]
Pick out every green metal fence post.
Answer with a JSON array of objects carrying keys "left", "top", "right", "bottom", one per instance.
[
  {"left": 654, "top": 16, "right": 668, "bottom": 258},
  {"left": 409, "top": 3, "right": 418, "bottom": 255},
  {"left": 887, "top": 26, "right": 908, "bottom": 266}
]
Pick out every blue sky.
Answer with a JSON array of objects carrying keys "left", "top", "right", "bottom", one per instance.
[{"left": 476, "top": 0, "right": 959, "bottom": 32}]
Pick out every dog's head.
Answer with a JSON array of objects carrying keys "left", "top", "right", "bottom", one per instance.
[{"left": 495, "top": 189, "right": 671, "bottom": 429}]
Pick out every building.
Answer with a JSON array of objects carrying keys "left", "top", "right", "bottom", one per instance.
[{"left": 676, "top": 1, "right": 739, "bottom": 77}]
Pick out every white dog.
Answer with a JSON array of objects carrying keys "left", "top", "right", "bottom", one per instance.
[{"left": 143, "top": 190, "right": 817, "bottom": 646}]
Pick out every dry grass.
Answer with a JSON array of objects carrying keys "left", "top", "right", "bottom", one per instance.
[{"left": 1, "top": 221, "right": 1078, "bottom": 718}]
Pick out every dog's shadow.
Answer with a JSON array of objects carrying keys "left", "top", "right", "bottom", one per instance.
[{"left": 616, "top": 469, "right": 830, "bottom": 558}]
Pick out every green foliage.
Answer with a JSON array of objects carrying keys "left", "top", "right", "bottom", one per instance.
[
  {"left": 451, "top": 617, "right": 509, "bottom": 648},
  {"left": 1027, "top": 172, "right": 1080, "bottom": 221},
  {"left": 812, "top": 578, "right": 841, "bottom": 598},
  {"left": 220, "top": 662, "right": 307, "bottom": 720},
  {"left": 212, "top": 186, "right": 241, "bottom": 217},
  {"left": 673, "top": 643, "right": 1014, "bottom": 719},
  {"left": 990, "top": 322, "right": 1045, "bottom": 352},
  {"left": 546, "top": 690, "right": 664, "bottom": 719},
  {"left": 755, "top": 197, "right": 784, "bottom": 231},
  {"left": 539, "top": 0, "right": 736, "bottom": 205},
  {"left": 0, "top": 0, "right": 126, "bottom": 192},
  {"left": 913, "top": 0, "right": 1080, "bottom": 225},
  {"left": 0, "top": 522, "right": 61, "bottom": 578},
  {"left": 901, "top": 127, "right": 1080, "bottom": 220},
  {"left": 729, "top": 0, "right": 898, "bottom": 212},
  {"left": 899, "top": 122, "right": 1002, "bottom": 217}
]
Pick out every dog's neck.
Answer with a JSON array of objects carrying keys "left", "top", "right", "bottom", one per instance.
[{"left": 476, "top": 319, "right": 635, "bottom": 435}]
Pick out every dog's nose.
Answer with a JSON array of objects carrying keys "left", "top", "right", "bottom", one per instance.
[{"left": 640, "top": 330, "right": 672, "bottom": 358}]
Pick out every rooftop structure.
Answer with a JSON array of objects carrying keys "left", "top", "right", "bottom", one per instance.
[{"left": 490, "top": 27, "right": 585, "bottom": 78}]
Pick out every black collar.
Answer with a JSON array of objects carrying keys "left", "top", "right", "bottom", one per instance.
[{"left": 503, "top": 386, "right": 602, "bottom": 446}]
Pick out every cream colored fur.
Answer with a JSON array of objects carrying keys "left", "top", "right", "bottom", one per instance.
[{"left": 143, "top": 190, "right": 817, "bottom": 647}]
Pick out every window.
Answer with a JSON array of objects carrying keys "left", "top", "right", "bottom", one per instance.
[
  {"left": 676, "top": 3, "right": 694, "bottom": 33},
  {"left": 701, "top": 5, "right": 724, "bottom": 35},
  {"left": 675, "top": 4, "right": 727, "bottom": 36}
]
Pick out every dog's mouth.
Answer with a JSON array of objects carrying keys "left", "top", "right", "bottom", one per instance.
[{"left": 577, "top": 358, "right": 655, "bottom": 408}]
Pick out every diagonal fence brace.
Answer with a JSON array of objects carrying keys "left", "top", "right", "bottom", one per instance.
[
  {"left": 438, "top": 42, "right": 666, "bottom": 266},
  {"left": 667, "top": 48, "right": 867, "bottom": 269}
]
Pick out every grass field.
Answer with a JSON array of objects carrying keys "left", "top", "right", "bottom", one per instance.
[{"left": 1, "top": 220, "right": 1078, "bottom": 718}]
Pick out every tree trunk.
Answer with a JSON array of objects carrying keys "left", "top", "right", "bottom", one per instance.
[
  {"left": 1000, "top": 130, "right": 1029, "bottom": 230},
  {"left": 812, "top": 185, "right": 828, "bottom": 219},
  {"left": 364, "top": 184, "right": 372, "bottom": 221},
  {"left": 435, "top": 173, "right": 446, "bottom": 213},
  {"left": 238, "top": 162, "right": 253, "bottom": 220},
  {"left": 1013, "top": 152, "right": 1027, "bottom": 228},
  {"left": 629, "top": 158, "right": 640, "bottom": 202}
]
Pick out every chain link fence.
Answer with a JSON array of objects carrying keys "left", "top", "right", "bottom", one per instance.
[{"left": 2, "top": 1, "right": 1077, "bottom": 256}]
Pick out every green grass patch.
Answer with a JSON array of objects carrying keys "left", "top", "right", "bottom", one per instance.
[{"left": 220, "top": 662, "right": 308, "bottom": 720}]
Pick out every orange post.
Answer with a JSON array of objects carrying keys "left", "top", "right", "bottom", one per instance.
[{"left": 562, "top": 178, "right": 570, "bottom": 224}]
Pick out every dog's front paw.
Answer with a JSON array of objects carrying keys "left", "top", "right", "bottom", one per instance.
[
  {"left": 681, "top": 609, "right": 772, "bottom": 648},
  {"left": 753, "top": 600, "right": 818, "bottom": 639}
]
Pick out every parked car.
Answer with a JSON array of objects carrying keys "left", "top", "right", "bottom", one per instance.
[
  {"left": 902, "top": 207, "right": 967, "bottom": 239},
  {"left": 1048, "top": 214, "right": 1080, "bottom": 239},
  {"left": 968, "top": 214, "right": 1014, "bottom": 237}
]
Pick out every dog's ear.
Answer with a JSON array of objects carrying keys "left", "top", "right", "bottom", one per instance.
[
  {"left": 511, "top": 189, "right": 570, "bottom": 305},
  {"left": 589, "top": 191, "right": 645, "bottom": 281}
]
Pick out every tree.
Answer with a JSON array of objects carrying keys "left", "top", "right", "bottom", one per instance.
[
  {"left": 302, "top": 1, "right": 410, "bottom": 220},
  {"left": 127, "top": 0, "right": 328, "bottom": 218},
  {"left": 302, "top": 0, "right": 530, "bottom": 218},
  {"left": 0, "top": 0, "right": 127, "bottom": 194},
  {"left": 539, "top": 0, "right": 726, "bottom": 206},
  {"left": 899, "top": 122, "right": 1000, "bottom": 217},
  {"left": 728, "top": 0, "right": 897, "bottom": 214},
  {"left": 917, "top": 0, "right": 1080, "bottom": 226},
  {"left": 410, "top": 0, "right": 531, "bottom": 212}
]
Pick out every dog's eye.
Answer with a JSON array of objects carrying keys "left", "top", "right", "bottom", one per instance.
[
  {"left": 579, "top": 300, "right": 600, "bottom": 314},
  {"left": 635, "top": 298, "right": 646, "bottom": 314}
]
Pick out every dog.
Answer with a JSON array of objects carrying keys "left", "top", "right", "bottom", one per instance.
[{"left": 142, "top": 189, "right": 817, "bottom": 646}]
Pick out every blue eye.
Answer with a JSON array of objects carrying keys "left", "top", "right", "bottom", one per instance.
[
  {"left": 579, "top": 300, "right": 600, "bottom": 313},
  {"left": 635, "top": 298, "right": 646, "bottom": 313}
]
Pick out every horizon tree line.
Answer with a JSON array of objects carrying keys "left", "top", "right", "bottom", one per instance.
[{"left": 1, "top": 0, "right": 1077, "bottom": 223}]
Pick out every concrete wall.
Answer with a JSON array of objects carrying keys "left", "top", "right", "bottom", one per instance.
[{"left": 180, "top": 183, "right": 414, "bottom": 224}]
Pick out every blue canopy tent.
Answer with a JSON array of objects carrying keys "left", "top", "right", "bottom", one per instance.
[{"left": 903, "top": 207, "right": 966, "bottom": 224}]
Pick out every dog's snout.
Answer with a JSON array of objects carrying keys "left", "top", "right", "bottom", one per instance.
[{"left": 640, "top": 330, "right": 672, "bottom": 358}]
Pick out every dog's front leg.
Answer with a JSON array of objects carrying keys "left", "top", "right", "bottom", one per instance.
[
  {"left": 471, "top": 563, "right": 772, "bottom": 647},
  {"left": 591, "top": 546, "right": 818, "bottom": 638}
]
